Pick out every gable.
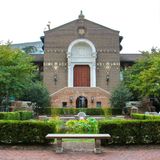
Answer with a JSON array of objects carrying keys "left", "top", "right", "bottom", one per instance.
[
  {"left": 44, "top": 13, "right": 120, "bottom": 52},
  {"left": 45, "top": 18, "right": 119, "bottom": 35}
]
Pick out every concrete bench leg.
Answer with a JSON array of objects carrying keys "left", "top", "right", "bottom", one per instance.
[
  {"left": 56, "top": 138, "right": 63, "bottom": 153},
  {"left": 94, "top": 138, "right": 102, "bottom": 154}
]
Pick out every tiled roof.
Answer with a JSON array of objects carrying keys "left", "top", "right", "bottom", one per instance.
[
  {"left": 30, "top": 54, "right": 44, "bottom": 62},
  {"left": 12, "top": 41, "right": 44, "bottom": 54},
  {"left": 120, "top": 54, "right": 142, "bottom": 62}
]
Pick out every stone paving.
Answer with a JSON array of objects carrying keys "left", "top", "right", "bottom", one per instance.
[{"left": 0, "top": 143, "right": 160, "bottom": 160}]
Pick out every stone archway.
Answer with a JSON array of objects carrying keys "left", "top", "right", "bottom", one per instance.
[
  {"left": 76, "top": 96, "right": 88, "bottom": 108},
  {"left": 67, "top": 39, "right": 97, "bottom": 87}
]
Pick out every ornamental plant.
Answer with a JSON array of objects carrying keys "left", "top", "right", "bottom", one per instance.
[
  {"left": 66, "top": 117, "right": 98, "bottom": 134},
  {"left": 110, "top": 83, "right": 133, "bottom": 109}
]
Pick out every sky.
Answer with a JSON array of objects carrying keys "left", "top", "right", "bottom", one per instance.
[{"left": 0, "top": 0, "right": 160, "bottom": 53}]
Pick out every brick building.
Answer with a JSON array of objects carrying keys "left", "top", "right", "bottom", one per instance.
[
  {"left": 43, "top": 12, "right": 122, "bottom": 108},
  {"left": 12, "top": 12, "right": 142, "bottom": 108}
]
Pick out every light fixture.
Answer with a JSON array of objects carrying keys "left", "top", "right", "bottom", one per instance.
[
  {"left": 69, "top": 96, "right": 73, "bottom": 103},
  {"left": 106, "top": 74, "right": 109, "bottom": 84},
  {"left": 91, "top": 96, "right": 94, "bottom": 103},
  {"left": 54, "top": 74, "right": 57, "bottom": 85}
]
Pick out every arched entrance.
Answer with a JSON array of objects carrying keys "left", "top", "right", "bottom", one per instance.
[
  {"left": 76, "top": 96, "right": 88, "bottom": 108},
  {"left": 67, "top": 39, "right": 97, "bottom": 87}
]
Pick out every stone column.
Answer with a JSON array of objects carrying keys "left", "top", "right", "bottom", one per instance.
[
  {"left": 94, "top": 138, "right": 102, "bottom": 153},
  {"left": 56, "top": 138, "right": 63, "bottom": 153},
  {"left": 92, "top": 63, "right": 96, "bottom": 87},
  {"left": 68, "top": 64, "right": 72, "bottom": 87},
  {"left": 90, "top": 63, "right": 96, "bottom": 87}
]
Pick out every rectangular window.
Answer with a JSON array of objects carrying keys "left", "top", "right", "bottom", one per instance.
[
  {"left": 62, "top": 102, "right": 67, "bottom": 107},
  {"left": 96, "top": 102, "right": 102, "bottom": 108}
]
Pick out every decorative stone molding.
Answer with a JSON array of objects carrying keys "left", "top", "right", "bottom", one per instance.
[
  {"left": 97, "top": 49, "right": 117, "bottom": 53},
  {"left": 68, "top": 39, "right": 96, "bottom": 54},
  {"left": 44, "top": 61, "right": 67, "bottom": 71},
  {"left": 96, "top": 62, "right": 120, "bottom": 73},
  {"left": 67, "top": 39, "right": 97, "bottom": 87},
  {"left": 45, "top": 48, "right": 66, "bottom": 53}
]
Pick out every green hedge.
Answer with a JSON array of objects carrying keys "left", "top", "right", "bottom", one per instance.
[
  {"left": 19, "top": 111, "right": 33, "bottom": 120},
  {"left": 145, "top": 115, "right": 160, "bottom": 119},
  {"left": 0, "top": 112, "right": 20, "bottom": 120},
  {"left": 0, "top": 120, "right": 56, "bottom": 144},
  {"left": 0, "top": 111, "right": 33, "bottom": 120},
  {"left": 131, "top": 113, "right": 160, "bottom": 120},
  {"left": 111, "top": 108, "right": 122, "bottom": 115},
  {"left": 98, "top": 119, "right": 160, "bottom": 145},
  {"left": 131, "top": 113, "right": 145, "bottom": 120},
  {"left": 51, "top": 108, "right": 122, "bottom": 116}
]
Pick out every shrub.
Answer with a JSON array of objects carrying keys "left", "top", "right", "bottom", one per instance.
[
  {"left": 85, "top": 108, "right": 104, "bottom": 115},
  {"left": 145, "top": 115, "right": 160, "bottom": 120},
  {"left": 103, "top": 108, "right": 112, "bottom": 117},
  {"left": 131, "top": 113, "right": 160, "bottom": 120},
  {"left": 0, "top": 112, "right": 20, "bottom": 120},
  {"left": 51, "top": 108, "right": 122, "bottom": 116},
  {"left": 49, "top": 117, "right": 64, "bottom": 133},
  {"left": 112, "top": 108, "right": 122, "bottom": 115},
  {"left": 20, "top": 82, "right": 51, "bottom": 115},
  {"left": 131, "top": 113, "right": 145, "bottom": 120},
  {"left": 110, "top": 83, "right": 133, "bottom": 109},
  {"left": 0, "top": 120, "right": 56, "bottom": 144},
  {"left": 19, "top": 111, "right": 33, "bottom": 120},
  {"left": 0, "top": 111, "right": 33, "bottom": 120},
  {"left": 98, "top": 119, "right": 160, "bottom": 145},
  {"left": 66, "top": 117, "right": 98, "bottom": 134}
]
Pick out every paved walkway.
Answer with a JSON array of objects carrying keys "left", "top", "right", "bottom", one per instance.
[{"left": 0, "top": 143, "right": 160, "bottom": 160}]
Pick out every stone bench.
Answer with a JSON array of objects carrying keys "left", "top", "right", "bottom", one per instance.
[{"left": 46, "top": 133, "right": 111, "bottom": 154}]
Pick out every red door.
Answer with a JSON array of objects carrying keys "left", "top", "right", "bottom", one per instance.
[{"left": 74, "top": 65, "right": 90, "bottom": 87}]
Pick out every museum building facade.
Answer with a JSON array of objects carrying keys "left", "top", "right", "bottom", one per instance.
[{"left": 43, "top": 12, "right": 123, "bottom": 108}]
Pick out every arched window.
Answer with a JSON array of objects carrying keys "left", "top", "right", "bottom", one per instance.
[{"left": 76, "top": 96, "right": 88, "bottom": 108}]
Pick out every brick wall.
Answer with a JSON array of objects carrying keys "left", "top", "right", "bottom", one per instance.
[
  {"left": 51, "top": 87, "right": 111, "bottom": 108},
  {"left": 43, "top": 18, "right": 120, "bottom": 106}
]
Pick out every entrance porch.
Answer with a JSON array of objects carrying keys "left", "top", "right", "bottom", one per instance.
[{"left": 50, "top": 87, "right": 111, "bottom": 108}]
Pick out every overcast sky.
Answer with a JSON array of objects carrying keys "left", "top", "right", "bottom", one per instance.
[{"left": 0, "top": 0, "right": 160, "bottom": 53}]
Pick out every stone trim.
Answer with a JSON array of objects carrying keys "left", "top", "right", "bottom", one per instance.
[{"left": 67, "top": 39, "right": 97, "bottom": 87}]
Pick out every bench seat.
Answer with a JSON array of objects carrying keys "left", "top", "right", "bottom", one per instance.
[{"left": 46, "top": 133, "right": 111, "bottom": 153}]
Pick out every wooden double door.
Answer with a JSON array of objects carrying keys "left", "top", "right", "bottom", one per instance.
[{"left": 74, "top": 65, "right": 90, "bottom": 87}]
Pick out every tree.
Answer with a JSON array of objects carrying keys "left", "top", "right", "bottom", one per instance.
[
  {"left": 20, "top": 82, "right": 51, "bottom": 115},
  {"left": 124, "top": 48, "right": 160, "bottom": 96},
  {"left": 110, "top": 83, "right": 133, "bottom": 109},
  {"left": 123, "top": 48, "right": 160, "bottom": 110},
  {"left": 0, "top": 44, "right": 35, "bottom": 107}
]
